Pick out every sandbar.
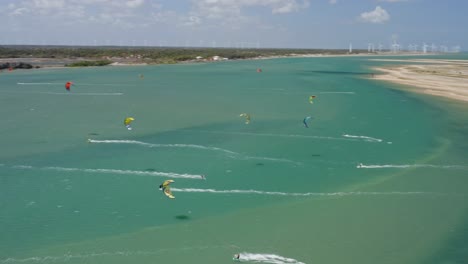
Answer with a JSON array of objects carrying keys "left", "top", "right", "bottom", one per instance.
[{"left": 372, "top": 59, "right": 468, "bottom": 102}]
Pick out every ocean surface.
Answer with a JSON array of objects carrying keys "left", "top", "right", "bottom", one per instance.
[{"left": 1, "top": 54, "right": 467, "bottom": 264}]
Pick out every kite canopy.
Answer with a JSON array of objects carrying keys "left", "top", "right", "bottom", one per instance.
[
  {"left": 303, "top": 116, "right": 312, "bottom": 128},
  {"left": 124, "top": 117, "right": 135, "bottom": 130},
  {"left": 65, "top": 81, "right": 73, "bottom": 91},
  {"left": 239, "top": 113, "right": 251, "bottom": 124},
  {"left": 309, "top": 95, "right": 316, "bottom": 104},
  {"left": 124, "top": 117, "right": 135, "bottom": 126},
  {"left": 159, "top": 180, "right": 175, "bottom": 199}
]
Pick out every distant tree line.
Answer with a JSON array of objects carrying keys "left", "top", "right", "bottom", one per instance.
[
  {"left": 0, "top": 62, "right": 36, "bottom": 70},
  {"left": 66, "top": 60, "right": 112, "bottom": 67},
  {"left": 0, "top": 45, "right": 357, "bottom": 66}
]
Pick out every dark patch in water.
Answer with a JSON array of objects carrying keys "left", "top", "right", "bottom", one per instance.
[
  {"left": 175, "top": 215, "right": 190, "bottom": 220},
  {"left": 88, "top": 133, "right": 100, "bottom": 136},
  {"left": 145, "top": 168, "right": 156, "bottom": 171},
  {"left": 311, "top": 154, "right": 321, "bottom": 157},
  {"left": 256, "top": 163, "right": 264, "bottom": 166}
]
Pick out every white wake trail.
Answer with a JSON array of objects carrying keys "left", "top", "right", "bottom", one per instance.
[
  {"left": 357, "top": 164, "right": 468, "bottom": 170},
  {"left": 17, "top": 82, "right": 57, "bottom": 85},
  {"left": 342, "top": 134, "right": 383, "bottom": 142},
  {"left": 185, "top": 130, "right": 354, "bottom": 142},
  {"left": 88, "top": 139, "right": 238, "bottom": 155},
  {"left": 88, "top": 139, "right": 300, "bottom": 165},
  {"left": 318, "top": 91, "right": 355, "bottom": 94},
  {"left": 0, "top": 245, "right": 229, "bottom": 263},
  {"left": 10, "top": 165, "right": 204, "bottom": 179},
  {"left": 237, "top": 252, "right": 305, "bottom": 264},
  {"left": 2, "top": 91, "right": 123, "bottom": 96},
  {"left": 171, "top": 188, "right": 431, "bottom": 197}
]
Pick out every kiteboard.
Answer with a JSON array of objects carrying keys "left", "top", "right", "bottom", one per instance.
[{"left": 164, "top": 190, "right": 175, "bottom": 199}]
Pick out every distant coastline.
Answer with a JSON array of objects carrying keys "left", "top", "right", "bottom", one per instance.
[
  {"left": 372, "top": 59, "right": 468, "bottom": 103},
  {"left": 0, "top": 45, "right": 438, "bottom": 69}
]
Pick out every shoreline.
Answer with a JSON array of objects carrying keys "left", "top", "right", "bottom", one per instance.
[
  {"left": 372, "top": 59, "right": 468, "bottom": 103},
  {"left": 0, "top": 51, "right": 437, "bottom": 69}
]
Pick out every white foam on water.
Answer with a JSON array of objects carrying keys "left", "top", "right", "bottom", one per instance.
[
  {"left": 11, "top": 165, "right": 33, "bottom": 169},
  {"left": 88, "top": 139, "right": 238, "bottom": 155},
  {"left": 185, "top": 130, "right": 354, "bottom": 142},
  {"left": 342, "top": 134, "right": 383, "bottom": 142},
  {"left": 0, "top": 245, "right": 228, "bottom": 263},
  {"left": 318, "top": 91, "right": 355, "bottom": 94},
  {"left": 237, "top": 252, "right": 305, "bottom": 264},
  {"left": 16, "top": 82, "right": 131, "bottom": 87},
  {"left": 357, "top": 164, "right": 468, "bottom": 170},
  {"left": 171, "top": 188, "right": 431, "bottom": 197},
  {"left": 9, "top": 165, "right": 204, "bottom": 180},
  {"left": 17, "top": 82, "right": 57, "bottom": 85},
  {"left": 0, "top": 250, "right": 159, "bottom": 263},
  {"left": 58, "top": 92, "right": 123, "bottom": 96},
  {"left": 88, "top": 139, "right": 300, "bottom": 165},
  {"left": 43, "top": 166, "right": 204, "bottom": 179},
  {"left": 1, "top": 91, "right": 123, "bottom": 95}
]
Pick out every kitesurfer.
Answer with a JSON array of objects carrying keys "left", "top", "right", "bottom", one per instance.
[
  {"left": 159, "top": 180, "right": 175, "bottom": 199},
  {"left": 303, "top": 116, "right": 312, "bottom": 128},
  {"left": 65, "top": 81, "right": 73, "bottom": 91},
  {"left": 233, "top": 254, "right": 240, "bottom": 261},
  {"left": 124, "top": 117, "right": 135, "bottom": 130}
]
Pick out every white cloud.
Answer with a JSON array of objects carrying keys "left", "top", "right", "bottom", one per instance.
[
  {"left": 125, "top": 0, "right": 144, "bottom": 8},
  {"left": 10, "top": 7, "right": 30, "bottom": 16},
  {"left": 359, "top": 6, "right": 390, "bottom": 23},
  {"left": 329, "top": 0, "right": 337, "bottom": 4},
  {"left": 192, "top": 0, "right": 309, "bottom": 18},
  {"left": 32, "top": 0, "right": 66, "bottom": 9}
]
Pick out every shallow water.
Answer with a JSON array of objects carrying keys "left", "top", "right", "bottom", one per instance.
[{"left": 1, "top": 54, "right": 467, "bottom": 264}]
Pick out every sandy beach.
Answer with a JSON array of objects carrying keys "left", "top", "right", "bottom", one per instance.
[{"left": 373, "top": 59, "right": 468, "bottom": 102}]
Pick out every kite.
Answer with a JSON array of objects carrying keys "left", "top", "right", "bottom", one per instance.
[
  {"left": 159, "top": 180, "right": 175, "bottom": 199},
  {"left": 239, "top": 113, "right": 251, "bottom": 124},
  {"left": 65, "top": 81, "right": 73, "bottom": 91},
  {"left": 309, "top": 95, "right": 316, "bottom": 104},
  {"left": 303, "top": 116, "right": 312, "bottom": 128},
  {"left": 124, "top": 117, "right": 135, "bottom": 130}
]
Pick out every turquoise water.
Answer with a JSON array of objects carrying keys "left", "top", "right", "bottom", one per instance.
[{"left": 1, "top": 55, "right": 468, "bottom": 264}]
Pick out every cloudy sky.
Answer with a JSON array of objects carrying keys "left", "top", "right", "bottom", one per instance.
[{"left": 0, "top": 0, "right": 466, "bottom": 50}]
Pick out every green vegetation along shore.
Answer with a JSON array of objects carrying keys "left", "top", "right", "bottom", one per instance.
[{"left": 0, "top": 45, "right": 365, "bottom": 67}]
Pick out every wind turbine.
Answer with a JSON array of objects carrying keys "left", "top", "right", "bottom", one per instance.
[
  {"left": 451, "top": 45, "right": 461, "bottom": 53},
  {"left": 422, "top": 43, "right": 428, "bottom": 53},
  {"left": 391, "top": 42, "right": 399, "bottom": 53},
  {"left": 391, "top": 34, "right": 400, "bottom": 53},
  {"left": 408, "top": 44, "right": 413, "bottom": 52}
]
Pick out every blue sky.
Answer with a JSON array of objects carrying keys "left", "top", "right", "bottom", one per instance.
[{"left": 0, "top": 0, "right": 466, "bottom": 50}]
